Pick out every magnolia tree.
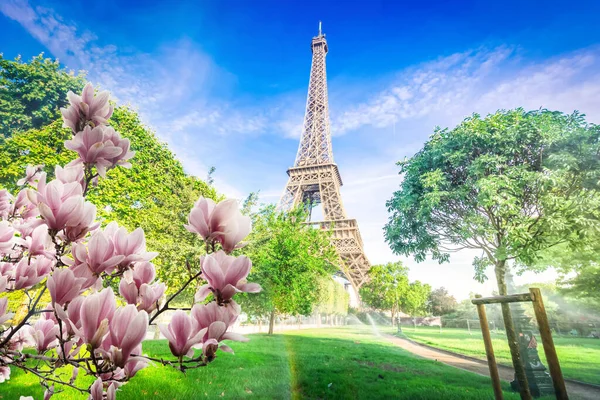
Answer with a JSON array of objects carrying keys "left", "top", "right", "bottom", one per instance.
[{"left": 0, "top": 84, "right": 261, "bottom": 399}]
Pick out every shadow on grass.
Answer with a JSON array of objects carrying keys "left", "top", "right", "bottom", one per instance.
[{"left": 5, "top": 327, "right": 525, "bottom": 399}]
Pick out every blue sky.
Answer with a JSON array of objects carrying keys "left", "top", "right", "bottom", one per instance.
[{"left": 2, "top": 0, "right": 600, "bottom": 299}]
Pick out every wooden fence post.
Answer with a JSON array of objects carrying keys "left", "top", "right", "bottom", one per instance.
[
  {"left": 529, "top": 288, "right": 569, "bottom": 400},
  {"left": 475, "top": 295, "right": 504, "bottom": 400}
]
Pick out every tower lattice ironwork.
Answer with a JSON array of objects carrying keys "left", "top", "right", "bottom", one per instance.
[{"left": 279, "top": 25, "right": 371, "bottom": 290}]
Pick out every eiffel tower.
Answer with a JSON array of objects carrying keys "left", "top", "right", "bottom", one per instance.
[{"left": 279, "top": 23, "right": 371, "bottom": 291}]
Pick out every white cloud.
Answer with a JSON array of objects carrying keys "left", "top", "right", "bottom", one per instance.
[{"left": 329, "top": 46, "right": 600, "bottom": 136}]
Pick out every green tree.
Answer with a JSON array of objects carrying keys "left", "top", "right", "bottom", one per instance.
[
  {"left": 535, "top": 237, "right": 600, "bottom": 304},
  {"left": 402, "top": 281, "right": 431, "bottom": 316},
  {"left": 359, "top": 261, "right": 410, "bottom": 325},
  {"left": 0, "top": 106, "right": 219, "bottom": 290},
  {"left": 0, "top": 53, "right": 85, "bottom": 139},
  {"left": 385, "top": 109, "right": 600, "bottom": 389},
  {"left": 315, "top": 277, "right": 350, "bottom": 320},
  {"left": 427, "top": 287, "right": 458, "bottom": 316},
  {"left": 558, "top": 266, "right": 600, "bottom": 302},
  {"left": 240, "top": 206, "right": 339, "bottom": 334}
]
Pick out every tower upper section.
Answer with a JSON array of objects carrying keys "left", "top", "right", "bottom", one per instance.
[{"left": 293, "top": 25, "right": 334, "bottom": 167}]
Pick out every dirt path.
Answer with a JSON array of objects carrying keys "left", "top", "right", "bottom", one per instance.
[{"left": 384, "top": 334, "right": 600, "bottom": 400}]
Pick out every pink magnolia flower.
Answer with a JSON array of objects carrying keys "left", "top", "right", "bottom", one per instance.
[
  {"left": 13, "top": 257, "right": 54, "bottom": 290},
  {"left": 202, "top": 319, "right": 248, "bottom": 359},
  {"left": 138, "top": 282, "right": 165, "bottom": 312},
  {"left": 132, "top": 261, "right": 156, "bottom": 287},
  {"left": 32, "top": 318, "right": 59, "bottom": 353},
  {"left": 0, "top": 189, "right": 13, "bottom": 220},
  {"left": 13, "top": 189, "right": 38, "bottom": 221},
  {"left": 123, "top": 345, "right": 148, "bottom": 378},
  {"left": 17, "top": 165, "right": 43, "bottom": 187},
  {"left": 159, "top": 310, "right": 204, "bottom": 358},
  {"left": 55, "top": 164, "right": 85, "bottom": 187},
  {"left": 0, "top": 221, "right": 15, "bottom": 254},
  {"left": 83, "top": 231, "right": 125, "bottom": 275},
  {"left": 184, "top": 197, "right": 251, "bottom": 253},
  {"left": 104, "top": 223, "right": 157, "bottom": 267},
  {"left": 0, "top": 366, "right": 10, "bottom": 383},
  {"left": 195, "top": 251, "right": 261, "bottom": 303},
  {"left": 88, "top": 378, "right": 105, "bottom": 400},
  {"left": 0, "top": 275, "right": 8, "bottom": 293},
  {"left": 191, "top": 302, "right": 246, "bottom": 357},
  {"left": 79, "top": 288, "right": 116, "bottom": 348},
  {"left": 55, "top": 295, "right": 85, "bottom": 337},
  {"left": 0, "top": 262, "right": 13, "bottom": 292},
  {"left": 0, "top": 297, "right": 14, "bottom": 324},
  {"left": 102, "top": 127, "right": 135, "bottom": 169},
  {"left": 118, "top": 264, "right": 164, "bottom": 311},
  {"left": 13, "top": 218, "right": 44, "bottom": 240},
  {"left": 6, "top": 328, "right": 34, "bottom": 352},
  {"left": 103, "top": 305, "right": 148, "bottom": 367},
  {"left": 31, "top": 178, "right": 87, "bottom": 231},
  {"left": 118, "top": 279, "right": 138, "bottom": 305},
  {"left": 192, "top": 301, "right": 239, "bottom": 330},
  {"left": 63, "top": 202, "right": 99, "bottom": 242},
  {"left": 47, "top": 268, "right": 87, "bottom": 306},
  {"left": 64, "top": 126, "right": 123, "bottom": 177},
  {"left": 61, "top": 82, "right": 113, "bottom": 133},
  {"left": 61, "top": 244, "right": 100, "bottom": 289},
  {"left": 24, "top": 224, "right": 55, "bottom": 259}
]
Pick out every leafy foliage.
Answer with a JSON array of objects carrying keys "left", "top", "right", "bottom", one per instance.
[
  {"left": 239, "top": 206, "right": 339, "bottom": 325},
  {"left": 427, "top": 286, "right": 458, "bottom": 316},
  {"left": 385, "top": 109, "right": 600, "bottom": 290},
  {"left": 403, "top": 281, "right": 432, "bottom": 316},
  {"left": 315, "top": 277, "right": 349, "bottom": 316},
  {"left": 535, "top": 235, "right": 600, "bottom": 303},
  {"left": 360, "top": 261, "right": 430, "bottom": 321},
  {"left": 0, "top": 53, "right": 85, "bottom": 139},
  {"left": 0, "top": 106, "right": 220, "bottom": 290}
]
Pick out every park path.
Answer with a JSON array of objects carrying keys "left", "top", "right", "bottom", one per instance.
[{"left": 383, "top": 334, "right": 600, "bottom": 400}]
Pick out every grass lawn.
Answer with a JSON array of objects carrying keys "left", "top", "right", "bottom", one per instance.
[
  {"left": 398, "top": 326, "right": 600, "bottom": 386},
  {"left": 3, "top": 327, "right": 532, "bottom": 399}
]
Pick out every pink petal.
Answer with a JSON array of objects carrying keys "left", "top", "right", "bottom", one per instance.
[
  {"left": 194, "top": 285, "right": 212, "bottom": 302},
  {"left": 224, "top": 256, "right": 251, "bottom": 286}
]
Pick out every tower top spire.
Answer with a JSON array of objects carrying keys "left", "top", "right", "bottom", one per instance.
[{"left": 319, "top": 21, "right": 322, "bottom": 36}]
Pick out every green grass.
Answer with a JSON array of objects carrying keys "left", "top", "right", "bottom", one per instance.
[
  {"left": 398, "top": 325, "right": 600, "bottom": 386},
  {"left": 4, "top": 327, "right": 529, "bottom": 399}
]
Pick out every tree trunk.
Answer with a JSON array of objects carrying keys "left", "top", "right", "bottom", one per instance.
[
  {"left": 495, "top": 260, "right": 532, "bottom": 400},
  {"left": 268, "top": 310, "right": 276, "bottom": 335}
]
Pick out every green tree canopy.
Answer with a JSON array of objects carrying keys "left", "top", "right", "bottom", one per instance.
[
  {"left": 239, "top": 205, "right": 339, "bottom": 334},
  {"left": 0, "top": 106, "right": 219, "bottom": 290},
  {"left": 402, "top": 281, "right": 431, "bottom": 316},
  {"left": 315, "top": 277, "right": 350, "bottom": 317},
  {"left": 0, "top": 53, "right": 86, "bottom": 139},
  {"left": 385, "top": 109, "right": 600, "bottom": 293},
  {"left": 534, "top": 234, "right": 600, "bottom": 305},
  {"left": 427, "top": 287, "right": 458, "bottom": 316},
  {"left": 359, "top": 261, "right": 410, "bottom": 324}
]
